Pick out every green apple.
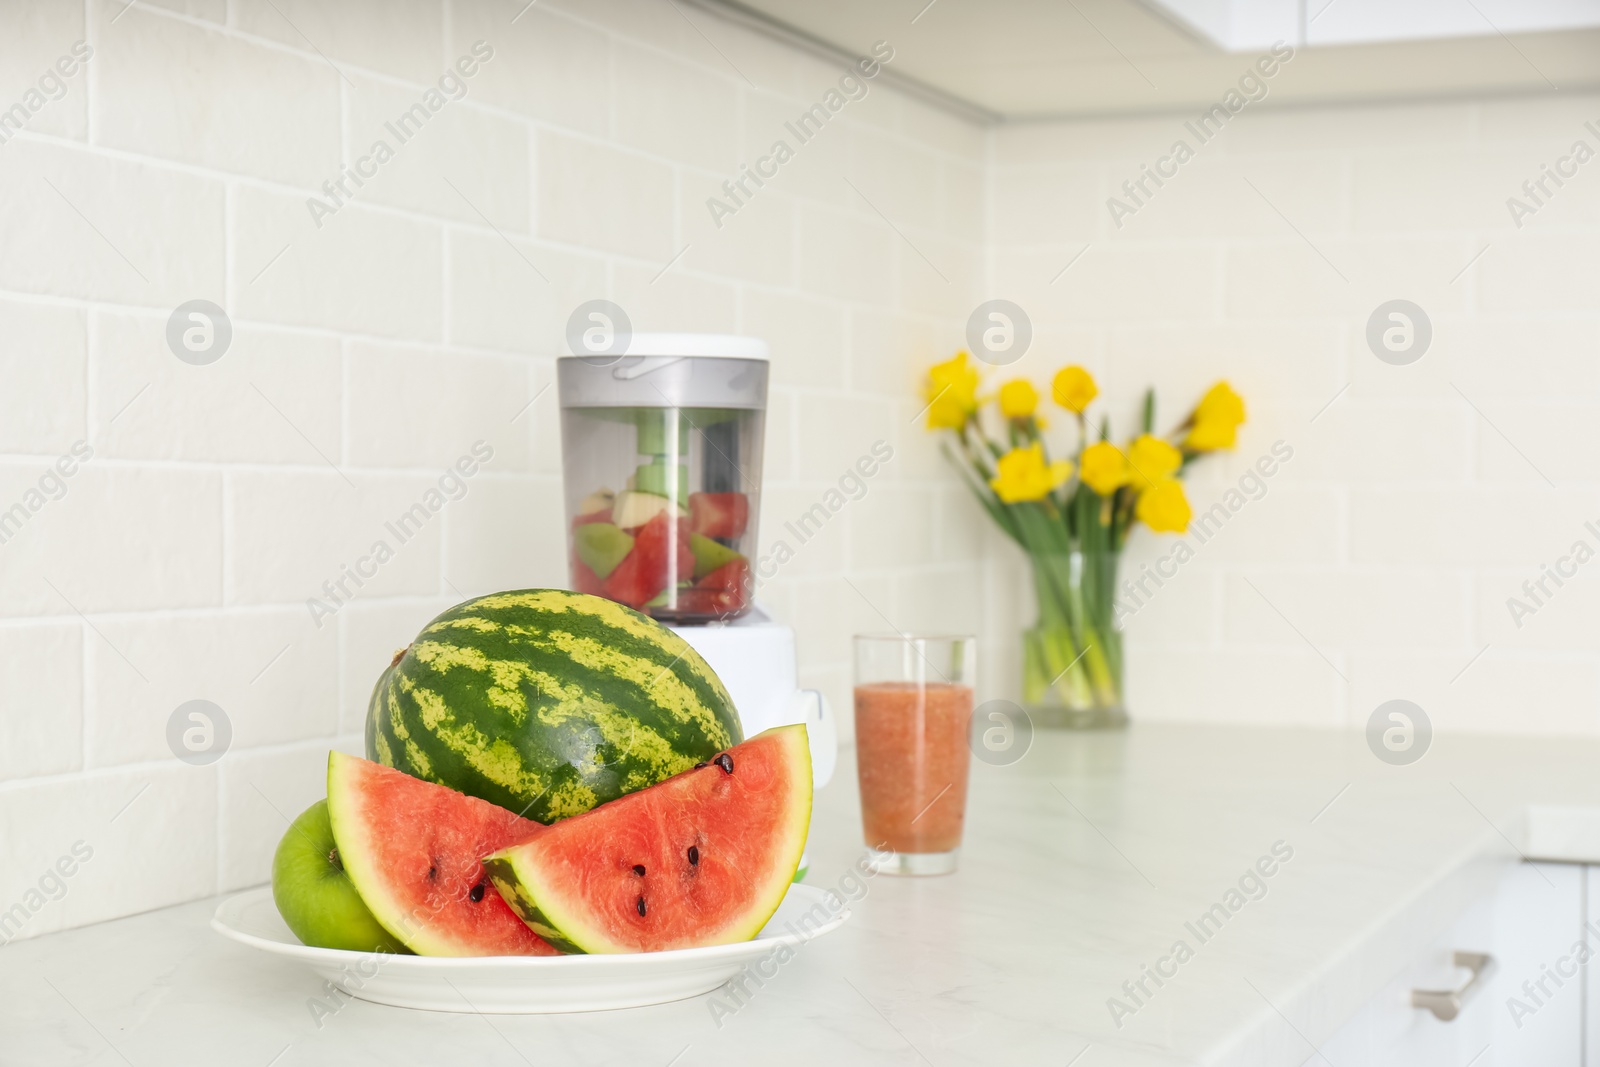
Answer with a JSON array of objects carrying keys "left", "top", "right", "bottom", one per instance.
[
  {"left": 574, "top": 522, "right": 634, "bottom": 579},
  {"left": 272, "top": 799, "right": 408, "bottom": 953},
  {"left": 689, "top": 533, "right": 743, "bottom": 580}
]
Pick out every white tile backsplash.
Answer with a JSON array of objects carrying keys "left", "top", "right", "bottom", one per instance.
[
  {"left": 232, "top": 0, "right": 447, "bottom": 84},
  {"left": 225, "top": 471, "right": 446, "bottom": 604},
  {"left": 0, "top": 298, "right": 87, "bottom": 455},
  {"left": 1, "top": 0, "right": 1594, "bottom": 943},
  {"left": 535, "top": 131, "right": 677, "bottom": 261},
  {"left": 0, "top": 464, "right": 224, "bottom": 616},
  {"left": 230, "top": 187, "right": 444, "bottom": 340},
  {"left": 0, "top": 622, "right": 83, "bottom": 780},
  {"left": 343, "top": 73, "right": 532, "bottom": 229},
  {"left": 0, "top": 140, "right": 226, "bottom": 306},
  {"left": 92, "top": 312, "right": 344, "bottom": 464},
  {"left": 344, "top": 342, "right": 531, "bottom": 469},
  {"left": 0, "top": 4, "right": 89, "bottom": 144},
  {"left": 93, "top": 1, "right": 343, "bottom": 186},
  {"left": 85, "top": 609, "right": 340, "bottom": 767}
]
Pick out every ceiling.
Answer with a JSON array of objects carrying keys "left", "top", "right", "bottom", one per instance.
[{"left": 688, "top": 0, "right": 1600, "bottom": 122}]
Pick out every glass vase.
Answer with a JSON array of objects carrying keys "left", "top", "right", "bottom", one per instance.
[{"left": 1021, "top": 550, "right": 1126, "bottom": 729}]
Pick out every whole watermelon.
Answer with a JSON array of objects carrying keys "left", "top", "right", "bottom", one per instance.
[{"left": 366, "top": 589, "right": 743, "bottom": 824}]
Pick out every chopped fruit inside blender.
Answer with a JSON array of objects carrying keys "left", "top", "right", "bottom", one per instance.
[
  {"left": 573, "top": 523, "right": 634, "bottom": 579},
  {"left": 577, "top": 489, "right": 615, "bottom": 515},
  {"left": 569, "top": 557, "right": 605, "bottom": 597},
  {"left": 673, "top": 557, "right": 750, "bottom": 616},
  {"left": 600, "top": 511, "right": 694, "bottom": 608},
  {"left": 572, "top": 488, "right": 616, "bottom": 527},
  {"left": 561, "top": 399, "right": 757, "bottom": 620},
  {"left": 571, "top": 489, "right": 755, "bottom": 619},
  {"left": 689, "top": 492, "right": 749, "bottom": 539},
  {"left": 612, "top": 490, "right": 683, "bottom": 531},
  {"left": 689, "top": 532, "right": 743, "bottom": 580},
  {"left": 697, "top": 558, "right": 749, "bottom": 597}
]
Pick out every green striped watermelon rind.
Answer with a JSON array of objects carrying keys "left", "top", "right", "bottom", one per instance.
[
  {"left": 485, "top": 872, "right": 584, "bottom": 954},
  {"left": 484, "top": 725, "right": 813, "bottom": 955},
  {"left": 365, "top": 589, "right": 743, "bottom": 826}
]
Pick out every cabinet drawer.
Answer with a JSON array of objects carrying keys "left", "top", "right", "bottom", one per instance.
[{"left": 1307, "top": 863, "right": 1583, "bottom": 1066}]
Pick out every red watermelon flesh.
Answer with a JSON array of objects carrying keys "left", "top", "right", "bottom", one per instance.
[
  {"left": 601, "top": 511, "right": 692, "bottom": 608},
  {"left": 326, "top": 751, "right": 558, "bottom": 957},
  {"left": 484, "top": 725, "right": 811, "bottom": 954},
  {"left": 689, "top": 492, "right": 749, "bottom": 539},
  {"left": 569, "top": 556, "right": 605, "bottom": 597}
]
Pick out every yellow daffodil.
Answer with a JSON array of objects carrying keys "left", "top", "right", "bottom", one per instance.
[
  {"left": 1052, "top": 365, "right": 1098, "bottom": 414},
  {"left": 1186, "top": 381, "right": 1246, "bottom": 451},
  {"left": 924, "top": 351, "right": 981, "bottom": 430},
  {"left": 990, "top": 443, "right": 1072, "bottom": 504},
  {"left": 1125, "top": 433, "right": 1182, "bottom": 491},
  {"left": 998, "top": 379, "right": 1039, "bottom": 420},
  {"left": 1079, "top": 441, "right": 1130, "bottom": 496},
  {"left": 1135, "top": 477, "right": 1192, "bottom": 533}
]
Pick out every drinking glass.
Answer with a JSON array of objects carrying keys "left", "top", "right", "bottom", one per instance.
[{"left": 853, "top": 635, "right": 976, "bottom": 876}]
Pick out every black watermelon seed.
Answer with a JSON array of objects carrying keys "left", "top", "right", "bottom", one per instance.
[
  {"left": 469, "top": 883, "right": 485, "bottom": 903},
  {"left": 426, "top": 865, "right": 437, "bottom": 881},
  {"left": 714, "top": 753, "right": 734, "bottom": 775},
  {"left": 687, "top": 845, "right": 699, "bottom": 866},
  {"left": 632, "top": 864, "right": 646, "bottom": 876},
  {"left": 694, "top": 761, "right": 708, "bottom": 769},
  {"left": 636, "top": 896, "right": 647, "bottom": 917}
]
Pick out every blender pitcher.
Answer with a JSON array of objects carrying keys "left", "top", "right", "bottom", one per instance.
[{"left": 557, "top": 334, "right": 767, "bottom": 624}]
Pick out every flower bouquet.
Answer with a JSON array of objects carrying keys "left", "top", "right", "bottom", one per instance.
[{"left": 924, "top": 354, "right": 1244, "bottom": 727}]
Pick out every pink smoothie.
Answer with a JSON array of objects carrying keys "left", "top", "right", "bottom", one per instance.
[{"left": 853, "top": 681, "right": 973, "bottom": 855}]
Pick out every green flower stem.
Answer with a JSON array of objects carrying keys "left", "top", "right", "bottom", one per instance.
[
  {"left": 946, "top": 415, "right": 1125, "bottom": 715},
  {"left": 1019, "top": 523, "right": 1123, "bottom": 712}
]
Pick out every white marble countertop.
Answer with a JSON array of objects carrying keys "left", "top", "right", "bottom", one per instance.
[{"left": 9, "top": 723, "right": 1600, "bottom": 1066}]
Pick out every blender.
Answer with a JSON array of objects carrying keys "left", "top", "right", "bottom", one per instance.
[
  {"left": 556, "top": 335, "right": 837, "bottom": 846},
  {"left": 558, "top": 334, "right": 765, "bottom": 624}
]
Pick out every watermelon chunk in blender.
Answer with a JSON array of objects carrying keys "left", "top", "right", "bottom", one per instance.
[
  {"left": 689, "top": 492, "right": 749, "bottom": 539},
  {"left": 601, "top": 511, "right": 694, "bottom": 608},
  {"left": 674, "top": 557, "right": 750, "bottom": 617}
]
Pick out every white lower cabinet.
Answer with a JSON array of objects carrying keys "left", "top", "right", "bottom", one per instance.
[{"left": 1307, "top": 862, "right": 1591, "bottom": 1066}]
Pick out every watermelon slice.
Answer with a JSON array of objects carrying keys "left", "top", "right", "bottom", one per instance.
[
  {"left": 484, "top": 725, "right": 811, "bottom": 954},
  {"left": 325, "top": 751, "right": 558, "bottom": 957}
]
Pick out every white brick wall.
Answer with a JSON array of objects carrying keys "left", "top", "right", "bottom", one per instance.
[
  {"left": 991, "top": 91, "right": 1600, "bottom": 738},
  {"left": 0, "top": 0, "right": 982, "bottom": 940},
  {"left": 1, "top": 0, "right": 1594, "bottom": 942}
]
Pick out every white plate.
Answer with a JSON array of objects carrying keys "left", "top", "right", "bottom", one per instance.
[{"left": 211, "top": 884, "right": 848, "bottom": 1014}]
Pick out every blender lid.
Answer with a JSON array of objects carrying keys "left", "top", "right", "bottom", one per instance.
[
  {"left": 557, "top": 333, "right": 769, "bottom": 410},
  {"left": 625, "top": 333, "right": 769, "bottom": 361}
]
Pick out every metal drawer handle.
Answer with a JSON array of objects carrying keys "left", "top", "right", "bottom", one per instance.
[{"left": 1411, "top": 952, "right": 1493, "bottom": 1021}]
